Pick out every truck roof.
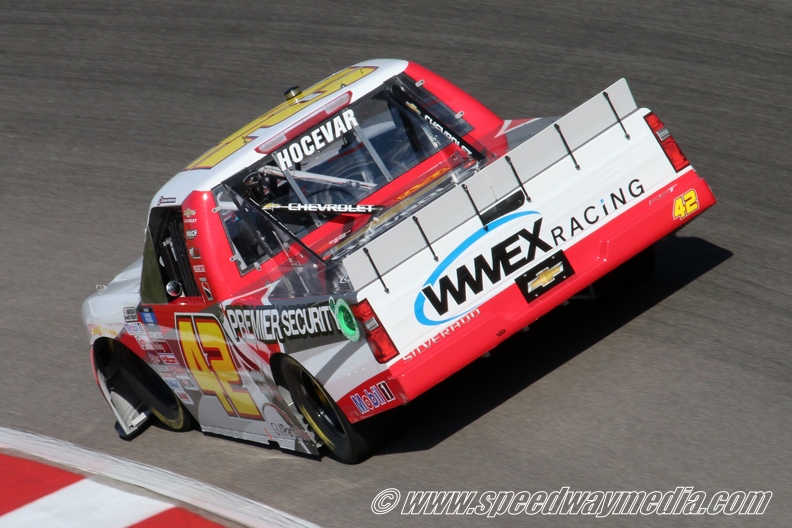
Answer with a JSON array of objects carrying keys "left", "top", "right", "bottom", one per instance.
[{"left": 149, "top": 59, "right": 409, "bottom": 212}]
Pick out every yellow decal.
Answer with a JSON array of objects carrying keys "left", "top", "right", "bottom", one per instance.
[
  {"left": 184, "top": 66, "right": 377, "bottom": 170},
  {"left": 529, "top": 262, "right": 564, "bottom": 292},
  {"left": 673, "top": 189, "right": 699, "bottom": 220},
  {"left": 177, "top": 315, "right": 263, "bottom": 419},
  {"left": 393, "top": 166, "right": 450, "bottom": 201},
  {"left": 89, "top": 324, "right": 121, "bottom": 338}
]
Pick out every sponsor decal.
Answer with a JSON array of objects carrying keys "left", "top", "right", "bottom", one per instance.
[
  {"left": 222, "top": 302, "right": 340, "bottom": 345},
  {"left": 325, "top": 229, "right": 354, "bottom": 247},
  {"left": 176, "top": 314, "right": 263, "bottom": 419},
  {"left": 157, "top": 196, "right": 177, "bottom": 206},
  {"left": 270, "top": 422, "right": 298, "bottom": 439},
  {"left": 185, "top": 66, "right": 376, "bottom": 171},
  {"left": 673, "top": 189, "right": 699, "bottom": 220},
  {"left": 262, "top": 403, "right": 313, "bottom": 442},
  {"left": 124, "top": 322, "right": 146, "bottom": 335},
  {"left": 123, "top": 307, "right": 138, "bottom": 322},
  {"left": 182, "top": 208, "right": 198, "bottom": 224},
  {"left": 139, "top": 308, "right": 158, "bottom": 325},
  {"left": 164, "top": 377, "right": 182, "bottom": 390},
  {"left": 329, "top": 297, "right": 360, "bottom": 342},
  {"left": 199, "top": 277, "right": 213, "bottom": 301},
  {"left": 151, "top": 341, "right": 172, "bottom": 353},
  {"left": 147, "top": 352, "right": 161, "bottom": 364},
  {"left": 153, "top": 364, "right": 171, "bottom": 374},
  {"left": 186, "top": 229, "right": 198, "bottom": 239},
  {"left": 514, "top": 251, "right": 575, "bottom": 303},
  {"left": 193, "top": 264, "right": 206, "bottom": 273},
  {"left": 176, "top": 375, "right": 198, "bottom": 391},
  {"left": 414, "top": 179, "right": 645, "bottom": 326},
  {"left": 350, "top": 381, "right": 396, "bottom": 415},
  {"left": 274, "top": 109, "right": 359, "bottom": 171},
  {"left": 649, "top": 184, "right": 677, "bottom": 206},
  {"left": 88, "top": 324, "right": 122, "bottom": 338},
  {"left": 415, "top": 211, "right": 548, "bottom": 325},
  {"left": 189, "top": 246, "right": 201, "bottom": 259},
  {"left": 275, "top": 203, "right": 380, "bottom": 214},
  {"left": 423, "top": 114, "right": 473, "bottom": 156},
  {"left": 174, "top": 389, "right": 194, "bottom": 405},
  {"left": 528, "top": 263, "right": 563, "bottom": 292},
  {"left": 393, "top": 166, "right": 451, "bottom": 202},
  {"left": 157, "top": 360, "right": 197, "bottom": 391},
  {"left": 135, "top": 335, "right": 152, "bottom": 350},
  {"left": 548, "top": 179, "right": 645, "bottom": 246},
  {"left": 158, "top": 354, "right": 179, "bottom": 365},
  {"left": 405, "top": 309, "right": 481, "bottom": 361}
]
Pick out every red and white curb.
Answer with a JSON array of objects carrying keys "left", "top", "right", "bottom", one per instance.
[
  {"left": 0, "top": 427, "right": 319, "bottom": 528},
  {"left": 0, "top": 454, "right": 222, "bottom": 527}
]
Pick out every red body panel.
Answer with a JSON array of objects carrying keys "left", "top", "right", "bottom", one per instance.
[{"left": 404, "top": 62, "right": 506, "bottom": 153}]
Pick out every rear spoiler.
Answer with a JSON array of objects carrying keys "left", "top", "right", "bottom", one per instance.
[{"left": 342, "top": 79, "right": 638, "bottom": 290}]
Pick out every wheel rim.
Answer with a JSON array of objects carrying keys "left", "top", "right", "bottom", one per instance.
[
  {"left": 300, "top": 370, "right": 345, "bottom": 437},
  {"left": 110, "top": 341, "right": 188, "bottom": 430}
]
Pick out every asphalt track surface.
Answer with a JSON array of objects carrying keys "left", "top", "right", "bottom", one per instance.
[{"left": 1, "top": 1, "right": 790, "bottom": 526}]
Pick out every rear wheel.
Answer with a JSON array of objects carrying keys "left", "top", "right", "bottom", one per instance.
[
  {"left": 279, "top": 356, "right": 374, "bottom": 464},
  {"left": 110, "top": 341, "right": 192, "bottom": 431}
]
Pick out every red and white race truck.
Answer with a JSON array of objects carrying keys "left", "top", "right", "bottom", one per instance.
[{"left": 83, "top": 59, "right": 715, "bottom": 463}]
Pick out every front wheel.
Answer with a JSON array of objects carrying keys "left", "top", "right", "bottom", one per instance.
[
  {"left": 111, "top": 340, "right": 192, "bottom": 431},
  {"left": 279, "top": 356, "right": 374, "bottom": 464}
]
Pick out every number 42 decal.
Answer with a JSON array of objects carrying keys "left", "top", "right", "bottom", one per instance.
[
  {"left": 673, "top": 189, "right": 699, "bottom": 220},
  {"left": 176, "top": 314, "right": 263, "bottom": 420}
]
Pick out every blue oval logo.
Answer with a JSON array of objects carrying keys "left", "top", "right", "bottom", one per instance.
[{"left": 414, "top": 211, "right": 541, "bottom": 326}]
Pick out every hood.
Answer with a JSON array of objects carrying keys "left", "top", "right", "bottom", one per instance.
[{"left": 82, "top": 258, "right": 143, "bottom": 340}]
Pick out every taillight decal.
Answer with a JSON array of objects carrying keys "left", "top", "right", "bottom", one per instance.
[
  {"left": 644, "top": 112, "right": 690, "bottom": 173},
  {"left": 350, "top": 299, "right": 399, "bottom": 363}
]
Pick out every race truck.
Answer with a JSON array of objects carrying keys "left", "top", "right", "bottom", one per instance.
[{"left": 82, "top": 59, "right": 716, "bottom": 463}]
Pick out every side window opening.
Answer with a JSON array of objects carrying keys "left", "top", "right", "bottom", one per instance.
[
  {"left": 145, "top": 208, "right": 200, "bottom": 299},
  {"left": 393, "top": 73, "right": 475, "bottom": 138},
  {"left": 214, "top": 186, "right": 282, "bottom": 273},
  {"left": 224, "top": 184, "right": 352, "bottom": 299}
]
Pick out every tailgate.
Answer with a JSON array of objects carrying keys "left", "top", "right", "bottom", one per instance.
[{"left": 341, "top": 78, "right": 702, "bottom": 366}]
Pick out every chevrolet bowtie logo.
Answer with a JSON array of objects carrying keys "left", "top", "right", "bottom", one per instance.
[{"left": 528, "top": 262, "right": 564, "bottom": 292}]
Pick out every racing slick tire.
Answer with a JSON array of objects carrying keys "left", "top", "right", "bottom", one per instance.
[
  {"left": 279, "top": 356, "right": 374, "bottom": 464},
  {"left": 110, "top": 340, "right": 193, "bottom": 431}
]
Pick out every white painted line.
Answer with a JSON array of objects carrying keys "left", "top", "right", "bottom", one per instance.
[
  {"left": 0, "top": 427, "right": 320, "bottom": 528},
  {"left": 0, "top": 479, "right": 172, "bottom": 528}
]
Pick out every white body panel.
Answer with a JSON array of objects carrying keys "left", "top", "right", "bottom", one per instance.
[{"left": 82, "top": 258, "right": 143, "bottom": 341}]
